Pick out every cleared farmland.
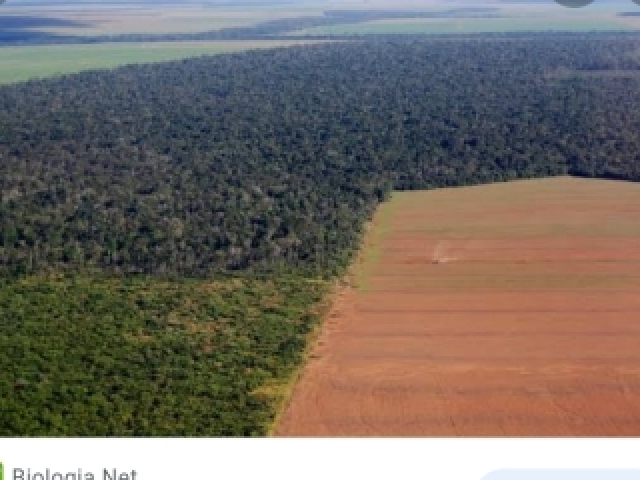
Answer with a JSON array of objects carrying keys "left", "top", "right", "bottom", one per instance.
[
  {"left": 276, "top": 176, "right": 640, "bottom": 436},
  {"left": 289, "top": 15, "right": 634, "bottom": 36},
  {"left": 0, "top": 5, "right": 323, "bottom": 35},
  {"left": 0, "top": 40, "right": 326, "bottom": 85}
]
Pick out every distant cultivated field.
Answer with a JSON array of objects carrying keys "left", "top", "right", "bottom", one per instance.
[
  {"left": 0, "top": 5, "right": 323, "bottom": 35},
  {"left": 0, "top": 40, "right": 326, "bottom": 85},
  {"left": 277, "top": 177, "right": 640, "bottom": 436},
  {"left": 290, "top": 14, "right": 634, "bottom": 35}
]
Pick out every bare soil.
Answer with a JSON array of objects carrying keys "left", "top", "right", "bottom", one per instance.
[{"left": 276, "top": 177, "right": 640, "bottom": 436}]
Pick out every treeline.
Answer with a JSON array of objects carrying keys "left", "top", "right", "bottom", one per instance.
[{"left": 2, "top": 34, "right": 640, "bottom": 279}]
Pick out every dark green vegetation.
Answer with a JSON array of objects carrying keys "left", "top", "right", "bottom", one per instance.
[
  {"left": 0, "top": 273, "right": 327, "bottom": 435},
  {"left": 4, "top": 34, "right": 640, "bottom": 279},
  {"left": 3, "top": 33, "right": 640, "bottom": 435}
]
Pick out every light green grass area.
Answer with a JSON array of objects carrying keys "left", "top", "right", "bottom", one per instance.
[
  {"left": 396, "top": 222, "right": 640, "bottom": 238},
  {"left": 290, "top": 15, "right": 634, "bottom": 35},
  {"left": 352, "top": 197, "right": 397, "bottom": 292},
  {"left": 0, "top": 40, "right": 325, "bottom": 85},
  {"left": 367, "top": 273, "right": 640, "bottom": 291}
]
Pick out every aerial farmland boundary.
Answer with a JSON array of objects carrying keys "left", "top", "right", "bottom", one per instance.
[
  {"left": 5, "top": 35, "right": 640, "bottom": 436},
  {"left": 276, "top": 176, "right": 640, "bottom": 436}
]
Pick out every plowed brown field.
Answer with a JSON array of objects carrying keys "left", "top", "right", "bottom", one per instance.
[{"left": 275, "top": 176, "right": 640, "bottom": 436}]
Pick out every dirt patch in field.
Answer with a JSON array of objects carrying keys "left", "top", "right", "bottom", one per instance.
[{"left": 275, "top": 177, "right": 640, "bottom": 436}]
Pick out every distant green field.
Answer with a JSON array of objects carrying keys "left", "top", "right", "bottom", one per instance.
[
  {"left": 0, "top": 40, "right": 325, "bottom": 85},
  {"left": 290, "top": 15, "right": 634, "bottom": 35}
]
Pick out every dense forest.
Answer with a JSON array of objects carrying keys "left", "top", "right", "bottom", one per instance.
[
  {"left": 3, "top": 33, "right": 640, "bottom": 435},
  {"left": 3, "top": 34, "right": 640, "bottom": 279}
]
